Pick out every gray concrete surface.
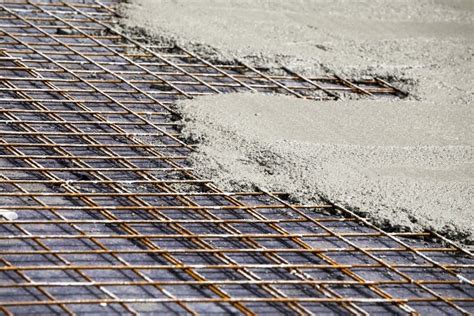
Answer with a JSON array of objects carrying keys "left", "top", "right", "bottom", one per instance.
[
  {"left": 177, "top": 93, "right": 473, "bottom": 243},
  {"left": 122, "top": 0, "right": 474, "bottom": 242},
  {"left": 122, "top": 0, "right": 473, "bottom": 99}
]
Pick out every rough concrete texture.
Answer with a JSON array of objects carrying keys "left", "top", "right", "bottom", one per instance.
[
  {"left": 122, "top": 1, "right": 473, "bottom": 242},
  {"left": 177, "top": 93, "right": 473, "bottom": 242},
  {"left": 122, "top": 0, "right": 473, "bottom": 97}
]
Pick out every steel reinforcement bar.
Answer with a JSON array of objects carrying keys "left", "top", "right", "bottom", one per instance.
[{"left": 0, "top": 1, "right": 472, "bottom": 315}]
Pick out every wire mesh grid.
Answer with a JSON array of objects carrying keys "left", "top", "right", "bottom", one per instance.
[{"left": 0, "top": 0, "right": 472, "bottom": 315}]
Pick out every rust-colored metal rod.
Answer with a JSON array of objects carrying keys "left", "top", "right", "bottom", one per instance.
[
  {"left": 2, "top": 279, "right": 464, "bottom": 288},
  {"left": 0, "top": 232, "right": 443, "bottom": 239},
  {"left": 2, "top": 297, "right": 469, "bottom": 306},
  {"left": 2, "top": 248, "right": 465, "bottom": 257}
]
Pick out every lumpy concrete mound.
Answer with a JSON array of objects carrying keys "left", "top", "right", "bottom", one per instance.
[
  {"left": 122, "top": 0, "right": 473, "bottom": 99},
  {"left": 177, "top": 93, "right": 473, "bottom": 243},
  {"left": 122, "top": 1, "right": 473, "bottom": 242}
]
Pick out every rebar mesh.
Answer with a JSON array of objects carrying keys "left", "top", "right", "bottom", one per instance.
[{"left": 0, "top": 1, "right": 472, "bottom": 315}]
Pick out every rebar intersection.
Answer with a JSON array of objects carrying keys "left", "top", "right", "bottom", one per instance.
[{"left": 0, "top": 1, "right": 472, "bottom": 315}]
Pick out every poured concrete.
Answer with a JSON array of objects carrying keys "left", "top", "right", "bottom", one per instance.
[
  {"left": 122, "top": 1, "right": 474, "bottom": 242},
  {"left": 122, "top": 0, "right": 473, "bottom": 100},
  {"left": 177, "top": 93, "right": 473, "bottom": 242}
]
